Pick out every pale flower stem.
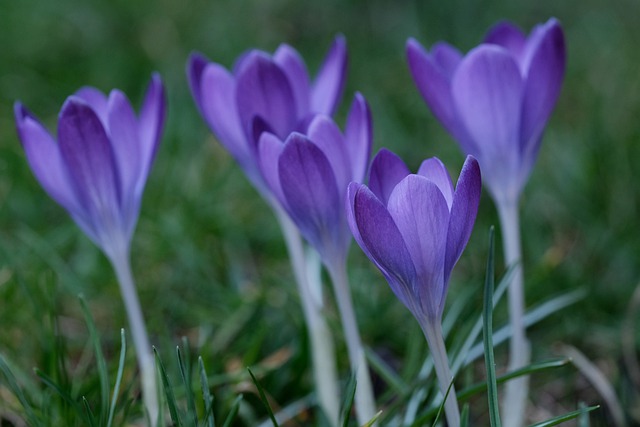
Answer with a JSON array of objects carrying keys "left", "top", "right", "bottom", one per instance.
[
  {"left": 109, "top": 249, "right": 159, "bottom": 427},
  {"left": 326, "top": 260, "right": 377, "bottom": 425},
  {"left": 421, "top": 321, "right": 460, "bottom": 427},
  {"left": 275, "top": 209, "right": 340, "bottom": 426},
  {"left": 497, "top": 198, "right": 530, "bottom": 427}
]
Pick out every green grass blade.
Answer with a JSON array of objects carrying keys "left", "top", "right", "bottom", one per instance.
[
  {"left": 365, "top": 347, "right": 408, "bottom": 394},
  {"left": 483, "top": 227, "right": 501, "bottom": 427},
  {"left": 154, "top": 347, "right": 183, "bottom": 427},
  {"left": 578, "top": 402, "right": 591, "bottom": 427},
  {"left": 82, "top": 396, "right": 98, "bottom": 427},
  {"left": 35, "top": 367, "right": 90, "bottom": 424},
  {"left": 460, "top": 404, "right": 470, "bottom": 427},
  {"left": 361, "top": 411, "right": 382, "bottom": 426},
  {"left": 430, "top": 378, "right": 455, "bottom": 427},
  {"left": 221, "top": 395, "right": 243, "bottom": 427},
  {"left": 528, "top": 405, "right": 599, "bottom": 427},
  {"left": 198, "top": 356, "right": 215, "bottom": 427},
  {"left": 177, "top": 346, "right": 198, "bottom": 427},
  {"left": 248, "top": 367, "right": 279, "bottom": 427},
  {"left": 78, "top": 295, "right": 110, "bottom": 425},
  {"left": 340, "top": 372, "right": 357, "bottom": 427},
  {"left": 107, "top": 328, "right": 127, "bottom": 427},
  {"left": 0, "top": 355, "right": 41, "bottom": 426}
]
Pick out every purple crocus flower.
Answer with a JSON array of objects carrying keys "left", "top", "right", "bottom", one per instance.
[
  {"left": 14, "top": 74, "right": 166, "bottom": 259},
  {"left": 187, "top": 36, "right": 347, "bottom": 196},
  {"left": 347, "top": 149, "right": 481, "bottom": 323},
  {"left": 258, "top": 93, "right": 372, "bottom": 267},
  {"left": 15, "top": 75, "right": 166, "bottom": 424},
  {"left": 406, "top": 18, "right": 565, "bottom": 204}
]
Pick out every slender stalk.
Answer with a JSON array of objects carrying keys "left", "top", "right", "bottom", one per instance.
[
  {"left": 421, "top": 321, "right": 460, "bottom": 427},
  {"left": 326, "top": 259, "right": 376, "bottom": 425},
  {"left": 496, "top": 198, "right": 530, "bottom": 427},
  {"left": 108, "top": 248, "right": 158, "bottom": 427},
  {"left": 275, "top": 208, "right": 340, "bottom": 426}
]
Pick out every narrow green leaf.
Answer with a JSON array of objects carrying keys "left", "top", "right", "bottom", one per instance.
[
  {"left": 0, "top": 355, "right": 41, "bottom": 426},
  {"left": 248, "top": 367, "right": 279, "bottom": 427},
  {"left": 430, "top": 378, "right": 456, "bottom": 427},
  {"left": 221, "top": 395, "right": 243, "bottom": 427},
  {"left": 154, "top": 347, "right": 183, "bottom": 427},
  {"left": 82, "top": 396, "right": 98, "bottom": 427},
  {"left": 340, "top": 372, "right": 357, "bottom": 427},
  {"left": 578, "top": 402, "right": 590, "bottom": 427},
  {"left": 79, "top": 295, "right": 110, "bottom": 425},
  {"left": 177, "top": 346, "right": 198, "bottom": 427},
  {"left": 198, "top": 356, "right": 215, "bottom": 427},
  {"left": 483, "top": 227, "right": 501, "bottom": 427},
  {"left": 528, "top": 405, "right": 599, "bottom": 427},
  {"left": 107, "top": 328, "right": 127, "bottom": 427},
  {"left": 460, "top": 404, "right": 470, "bottom": 427},
  {"left": 35, "top": 368, "right": 90, "bottom": 424},
  {"left": 361, "top": 411, "right": 383, "bottom": 426},
  {"left": 365, "top": 347, "right": 408, "bottom": 394}
]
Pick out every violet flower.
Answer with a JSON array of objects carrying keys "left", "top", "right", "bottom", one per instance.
[
  {"left": 15, "top": 75, "right": 165, "bottom": 425},
  {"left": 187, "top": 36, "right": 347, "bottom": 196},
  {"left": 347, "top": 149, "right": 481, "bottom": 427},
  {"left": 406, "top": 18, "right": 565, "bottom": 204}
]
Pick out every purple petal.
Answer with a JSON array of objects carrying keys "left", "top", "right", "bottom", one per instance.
[
  {"left": 430, "top": 42, "right": 463, "bottom": 78},
  {"left": 236, "top": 52, "right": 297, "bottom": 142},
  {"left": 274, "top": 44, "right": 311, "bottom": 118},
  {"left": 306, "top": 115, "right": 350, "bottom": 192},
  {"left": 199, "top": 63, "right": 247, "bottom": 163},
  {"left": 417, "top": 157, "right": 454, "bottom": 210},
  {"left": 186, "top": 52, "right": 209, "bottom": 113},
  {"left": 14, "top": 103, "right": 81, "bottom": 216},
  {"left": 520, "top": 19, "right": 566, "bottom": 169},
  {"left": 107, "top": 90, "right": 140, "bottom": 200},
  {"left": 344, "top": 93, "right": 372, "bottom": 184},
  {"left": 387, "top": 175, "right": 449, "bottom": 319},
  {"left": 311, "top": 35, "right": 347, "bottom": 116},
  {"left": 368, "top": 148, "right": 410, "bottom": 206},
  {"left": 451, "top": 45, "right": 524, "bottom": 184},
  {"left": 57, "top": 97, "right": 122, "bottom": 241},
  {"left": 347, "top": 182, "right": 417, "bottom": 310},
  {"left": 74, "top": 87, "right": 109, "bottom": 125},
  {"left": 484, "top": 21, "right": 527, "bottom": 63},
  {"left": 444, "top": 156, "right": 481, "bottom": 288},
  {"left": 257, "top": 132, "right": 285, "bottom": 204},
  {"left": 137, "top": 73, "right": 166, "bottom": 194},
  {"left": 279, "top": 134, "right": 341, "bottom": 259},
  {"left": 407, "top": 39, "right": 465, "bottom": 144}
]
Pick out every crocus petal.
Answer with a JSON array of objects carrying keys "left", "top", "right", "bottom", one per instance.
[
  {"left": 344, "top": 93, "right": 372, "bottom": 184},
  {"left": 484, "top": 21, "right": 527, "bottom": 63},
  {"left": 137, "top": 73, "right": 166, "bottom": 195},
  {"left": 306, "top": 115, "right": 351, "bottom": 192},
  {"left": 74, "top": 87, "right": 109, "bottom": 125},
  {"left": 274, "top": 44, "right": 311, "bottom": 118},
  {"left": 14, "top": 103, "right": 81, "bottom": 215},
  {"left": 236, "top": 52, "right": 297, "bottom": 142},
  {"left": 520, "top": 19, "right": 566, "bottom": 165},
  {"left": 368, "top": 148, "right": 410, "bottom": 206},
  {"left": 257, "top": 131, "right": 285, "bottom": 204},
  {"left": 387, "top": 175, "right": 449, "bottom": 319},
  {"left": 444, "top": 156, "right": 481, "bottom": 287},
  {"left": 407, "top": 39, "right": 465, "bottom": 145},
  {"left": 199, "top": 63, "right": 247, "bottom": 163},
  {"left": 279, "top": 134, "right": 341, "bottom": 259},
  {"left": 452, "top": 45, "right": 523, "bottom": 187},
  {"left": 430, "top": 42, "right": 463, "bottom": 78},
  {"left": 108, "top": 90, "right": 140, "bottom": 201},
  {"left": 186, "top": 52, "right": 209, "bottom": 112},
  {"left": 57, "top": 97, "right": 122, "bottom": 242},
  {"left": 347, "top": 182, "right": 416, "bottom": 310},
  {"left": 417, "top": 157, "right": 454, "bottom": 210},
  {"left": 311, "top": 35, "right": 347, "bottom": 116}
]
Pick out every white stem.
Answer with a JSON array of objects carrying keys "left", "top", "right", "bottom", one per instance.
[
  {"left": 275, "top": 209, "right": 340, "bottom": 426},
  {"left": 421, "top": 321, "right": 460, "bottom": 427},
  {"left": 326, "top": 260, "right": 377, "bottom": 425},
  {"left": 109, "top": 249, "right": 158, "bottom": 427},
  {"left": 496, "top": 198, "right": 530, "bottom": 427}
]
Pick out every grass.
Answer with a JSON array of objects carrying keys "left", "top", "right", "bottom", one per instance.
[{"left": 1, "top": 0, "right": 639, "bottom": 425}]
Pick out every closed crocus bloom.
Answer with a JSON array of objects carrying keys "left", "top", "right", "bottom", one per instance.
[
  {"left": 187, "top": 36, "right": 347, "bottom": 195},
  {"left": 14, "top": 74, "right": 165, "bottom": 258},
  {"left": 406, "top": 18, "right": 565, "bottom": 204},
  {"left": 258, "top": 93, "right": 372, "bottom": 267},
  {"left": 347, "top": 149, "right": 481, "bottom": 427}
]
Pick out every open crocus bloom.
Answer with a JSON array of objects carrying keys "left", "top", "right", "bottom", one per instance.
[
  {"left": 347, "top": 149, "right": 481, "bottom": 323},
  {"left": 407, "top": 18, "right": 565, "bottom": 204},
  {"left": 187, "top": 36, "right": 347, "bottom": 195},
  {"left": 258, "top": 93, "right": 372, "bottom": 267},
  {"left": 14, "top": 74, "right": 166, "bottom": 258}
]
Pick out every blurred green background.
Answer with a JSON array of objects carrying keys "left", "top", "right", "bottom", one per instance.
[{"left": 1, "top": 0, "right": 640, "bottom": 425}]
